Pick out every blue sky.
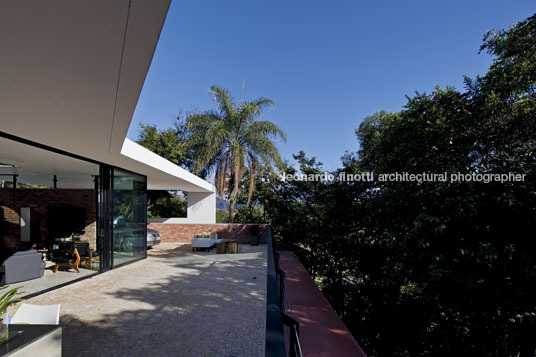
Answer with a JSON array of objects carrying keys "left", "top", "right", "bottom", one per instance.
[{"left": 128, "top": 0, "right": 535, "bottom": 171}]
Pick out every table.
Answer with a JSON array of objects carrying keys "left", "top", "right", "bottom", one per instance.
[
  {"left": 37, "top": 249, "right": 48, "bottom": 261},
  {"left": 0, "top": 325, "right": 62, "bottom": 356},
  {"left": 216, "top": 240, "right": 238, "bottom": 254}
]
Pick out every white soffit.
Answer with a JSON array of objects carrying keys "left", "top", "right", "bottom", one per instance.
[
  {"left": 119, "top": 139, "right": 214, "bottom": 192},
  {"left": 0, "top": 137, "right": 98, "bottom": 189},
  {"left": 0, "top": 0, "right": 214, "bottom": 193}
]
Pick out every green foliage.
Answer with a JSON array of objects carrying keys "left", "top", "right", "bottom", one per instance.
[
  {"left": 137, "top": 119, "right": 193, "bottom": 169},
  {"left": 1, "top": 181, "right": 51, "bottom": 189},
  {"left": 137, "top": 121, "right": 189, "bottom": 218},
  {"left": 184, "top": 85, "right": 286, "bottom": 222},
  {"left": 136, "top": 89, "right": 286, "bottom": 222},
  {"left": 0, "top": 286, "right": 23, "bottom": 316},
  {"left": 216, "top": 209, "right": 230, "bottom": 223},
  {"left": 255, "top": 14, "right": 536, "bottom": 357},
  {"left": 146, "top": 191, "right": 186, "bottom": 218},
  {"left": 113, "top": 202, "right": 133, "bottom": 220},
  {"left": 234, "top": 204, "right": 265, "bottom": 224}
]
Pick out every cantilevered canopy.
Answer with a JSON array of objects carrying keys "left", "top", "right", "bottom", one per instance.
[
  {"left": 0, "top": 1, "right": 213, "bottom": 193},
  {"left": 0, "top": 136, "right": 99, "bottom": 189}
]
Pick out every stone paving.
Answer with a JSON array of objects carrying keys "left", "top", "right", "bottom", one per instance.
[
  {"left": 9, "top": 261, "right": 97, "bottom": 298},
  {"left": 11, "top": 243, "right": 267, "bottom": 356}
]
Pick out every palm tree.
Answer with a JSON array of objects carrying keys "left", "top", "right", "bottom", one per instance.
[{"left": 185, "top": 85, "right": 286, "bottom": 222}]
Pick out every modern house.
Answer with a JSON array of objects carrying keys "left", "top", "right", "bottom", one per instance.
[
  {"left": 0, "top": 1, "right": 215, "bottom": 291},
  {"left": 0, "top": 3, "right": 367, "bottom": 356}
]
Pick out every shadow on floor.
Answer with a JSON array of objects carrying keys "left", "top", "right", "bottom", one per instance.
[
  {"left": 24, "top": 244, "right": 267, "bottom": 357},
  {"left": 9, "top": 265, "right": 97, "bottom": 298}
]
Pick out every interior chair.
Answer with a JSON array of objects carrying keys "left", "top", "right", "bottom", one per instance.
[
  {"left": 51, "top": 243, "right": 80, "bottom": 273},
  {"left": 75, "top": 242, "right": 98, "bottom": 269},
  {"left": 11, "top": 303, "right": 61, "bottom": 325}
]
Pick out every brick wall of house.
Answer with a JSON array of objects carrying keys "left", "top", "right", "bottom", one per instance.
[
  {"left": 0, "top": 189, "right": 97, "bottom": 251},
  {"left": 147, "top": 222, "right": 269, "bottom": 244}
]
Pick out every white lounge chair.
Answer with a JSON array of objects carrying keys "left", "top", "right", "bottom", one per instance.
[
  {"left": 11, "top": 303, "right": 61, "bottom": 325},
  {"left": 192, "top": 232, "right": 221, "bottom": 251}
]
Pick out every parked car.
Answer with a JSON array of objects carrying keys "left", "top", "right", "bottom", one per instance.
[
  {"left": 112, "top": 216, "right": 161, "bottom": 250},
  {"left": 147, "top": 228, "right": 162, "bottom": 248}
]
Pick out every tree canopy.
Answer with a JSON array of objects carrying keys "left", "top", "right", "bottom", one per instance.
[
  {"left": 240, "top": 13, "right": 536, "bottom": 356},
  {"left": 136, "top": 13, "right": 536, "bottom": 355},
  {"left": 136, "top": 121, "right": 189, "bottom": 218},
  {"left": 137, "top": 119, "right": 193, "bottom": 169},
  {"left": 184, "top": 85, "right": 286, "bottom": 221}
]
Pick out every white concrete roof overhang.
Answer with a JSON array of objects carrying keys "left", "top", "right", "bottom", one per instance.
[
  {"left": 0, "top": 1, "right": 213, "bottom": 193},
  {"left": 0, "top": 136, "right": 99, "bottom": 189}
]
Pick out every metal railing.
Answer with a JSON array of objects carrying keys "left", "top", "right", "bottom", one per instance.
[
  {"left": 282, "top": 312, "right": 302, "bottom": 357},
  {"left": 266, "top": 229, "right": 302, "bottom": 357},
  {"left": 266, "top": 229, "right": 287, "bottom": 357}
]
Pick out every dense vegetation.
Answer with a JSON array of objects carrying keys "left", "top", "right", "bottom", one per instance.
[
  {"left": 137, "top": 121, "right": 190, "bottom": 217},
  {"left": 235, "top": 15, "right": 536, "bottom": 356},
  {"left": 138, "top": 86, "right": 286, "bottom": 221},
  {"left": 183, "top": 85, "right": 285, "bottom": 221},
  {"left": 138, "top": 14, "right": 535, "bottom": 356}
]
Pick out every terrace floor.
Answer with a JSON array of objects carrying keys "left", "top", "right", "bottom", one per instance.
[
  {"left": 10, "top": 261, "right": 97, "bottom": 298},
  {"left": 9, "top": 243, "right": 267, "bottom": 356}
]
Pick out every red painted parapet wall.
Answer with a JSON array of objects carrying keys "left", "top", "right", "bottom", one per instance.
[{"left": 147, "top": 222, "right": 270, "bottom": 244}]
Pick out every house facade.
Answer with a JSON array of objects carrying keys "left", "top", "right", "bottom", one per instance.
[{"left": 0, "top": 1, "right": 215, "bottom": 289}]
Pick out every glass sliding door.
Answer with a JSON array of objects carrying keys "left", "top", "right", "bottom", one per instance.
[
  {"left": 96, "top": 165, "right": 112, "bottom": 272},
  {"left": 111, "top": 168, "right": 147, "bottom": 267},
  {"left": 0, "top": 135, "right": 100, "bottom": 297}
]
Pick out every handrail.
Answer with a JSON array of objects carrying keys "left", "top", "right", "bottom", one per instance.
[
  {"left": 272, "top": 234, "right": 303, "bottom": 357},
  {"left": 265, "top": 227, "right": 303, "bottom": 357},
  {"left": 282, "top": 313, "right": 303, "bottom": 357},
  {"left": 265, "top": 228, "right": 287, "bottom": 356}
]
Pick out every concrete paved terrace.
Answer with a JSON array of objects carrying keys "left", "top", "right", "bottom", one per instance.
[{"left": 10, "top": 243, "right": 267, "bottom": 356}]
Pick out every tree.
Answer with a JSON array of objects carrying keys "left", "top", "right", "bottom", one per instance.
[
  {"left": 136, "top": 119, "right": 193, "bottom": 169},
  {"left": 254, "top": 13, "right": 536, "bottom": 356},
  {"left": 146, "top": 192, "right": 186, "bottom": 218},
  {"left": 184, "top": 85, "right": 286, "bottom": 222},
  {"left": 137, "top": 121, "right": 189, "bottom": 218}
]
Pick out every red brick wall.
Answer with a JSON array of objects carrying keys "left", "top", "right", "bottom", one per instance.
[
  {"left": 147, "top": 223, "right": 270, "bottom": 244},
  {"left": 0, "top": 189, "right": 97, "bottom": 250}
]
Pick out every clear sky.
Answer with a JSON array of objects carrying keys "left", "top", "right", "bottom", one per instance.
[{"left": 127, "top": 0, "right": 535, "bottom": 171}]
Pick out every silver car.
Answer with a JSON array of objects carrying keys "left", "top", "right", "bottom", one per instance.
[{"left": 147, "top": 228, "right": 162, "bottom": 248}]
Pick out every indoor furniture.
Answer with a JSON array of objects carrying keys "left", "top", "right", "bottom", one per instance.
[
  {"left": 74, "top": 243, "right": 98, "bottom": 269},
  {"left": 0, "top": 249, "right": 45, "bottom": 285},
  {"left": 36, "top": 248, "right": 49, "bottom": 261},
  {"left": 51, "top": 244, "right": 80, "bottom": 273}
]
